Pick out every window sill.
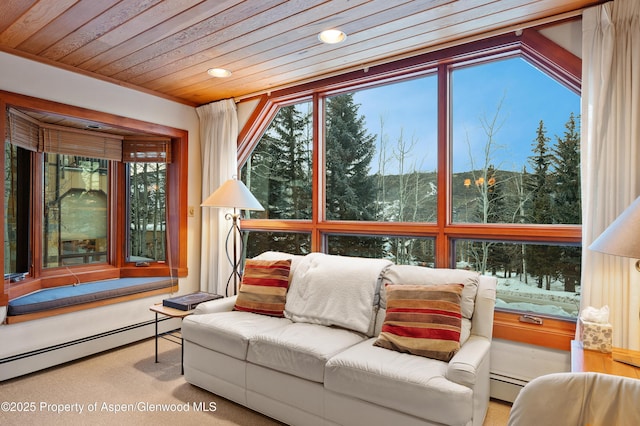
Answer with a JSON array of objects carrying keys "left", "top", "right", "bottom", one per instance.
[
  {"left": 4, "top": 277, "right": 178, "bottom": 324},
  {"left": 492, "top": 310, "right": 576, "bottom": 350}
]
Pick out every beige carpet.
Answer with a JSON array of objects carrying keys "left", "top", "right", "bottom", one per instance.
[
  {"left": 0, "top": 336, "right": 511, "bottom": 425},
  {"left": 0, "top": 337, "right": 282, "bottom": 426}
]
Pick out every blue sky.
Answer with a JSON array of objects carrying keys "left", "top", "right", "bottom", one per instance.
[{"left": 353, "top": 56, "right": 580, "bottom": 174}]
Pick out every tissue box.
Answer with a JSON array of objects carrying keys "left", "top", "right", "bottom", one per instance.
[{"left": 579, "top": 318, "right": 612, "bottom": 353}]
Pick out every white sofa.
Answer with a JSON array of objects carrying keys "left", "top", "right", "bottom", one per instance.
[{"left": 183, "top": 252, "right": 497, "bottom": 426}]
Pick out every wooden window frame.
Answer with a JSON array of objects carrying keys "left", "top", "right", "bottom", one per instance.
[
  {"left": 236, "top": 26, "right": 581, "bottom": 350},
  {"left": 1, "top": 90, "right": 189, "bottom": 306}
]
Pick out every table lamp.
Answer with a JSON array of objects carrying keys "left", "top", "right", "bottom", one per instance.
[
  {"left": 590, "top": 196, "right": 640, "bottom": 271},
  {"left": 589, "top": 195, "right": 640, "bottom": 367}
]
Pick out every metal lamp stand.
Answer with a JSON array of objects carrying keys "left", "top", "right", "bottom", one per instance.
[{"left": 224, "top": 210, "right": 243, "bottom": 296}]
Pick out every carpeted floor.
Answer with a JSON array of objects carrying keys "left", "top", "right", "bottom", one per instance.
[{"left": 0, "top": 336, "right": 511, "bottom": 425}]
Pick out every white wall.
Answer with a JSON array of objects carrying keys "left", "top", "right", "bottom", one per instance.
[{"left": 0, "top": 52, "right": 202, "bottom": 378}]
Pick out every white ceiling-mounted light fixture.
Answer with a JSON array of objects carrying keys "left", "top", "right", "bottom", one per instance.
[
  {"left": 318, "top": 29, "right": 347, "bottom": 44},
  {"left": 207, "top": 68, "right": 232, "bottom": 78}
]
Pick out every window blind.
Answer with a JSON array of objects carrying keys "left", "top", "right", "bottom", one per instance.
[
  {"left": 7, "top": 108, "right": 40, "bottom": 151},
  {"left": 41, "top": 124, "right": 123, "bottom": 161},
  {"left": 7, "top": 109, "right": 171, "bottom": 163},
  {"left": 123, "top": 136, "right": 172, "bottom": 163}
]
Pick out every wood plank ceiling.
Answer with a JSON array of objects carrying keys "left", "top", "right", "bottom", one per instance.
[{"left": 0, "top": 0, "right": 602, "bottom": 108}]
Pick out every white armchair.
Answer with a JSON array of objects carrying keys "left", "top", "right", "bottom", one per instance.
[{"left": 508, "top": 372, "right": 640, "bottom": 426}]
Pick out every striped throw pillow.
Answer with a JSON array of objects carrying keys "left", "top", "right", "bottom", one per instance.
[
  {"left": 374, "top": 283, "right": 464, "bottom": 361},
  {"left": 234, "top": 259, "right": 292, "bottom": 317}
]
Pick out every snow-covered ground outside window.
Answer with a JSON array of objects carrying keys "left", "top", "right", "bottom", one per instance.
[{"left": 495, "top": 276, "right": 580, "bottom": 319}]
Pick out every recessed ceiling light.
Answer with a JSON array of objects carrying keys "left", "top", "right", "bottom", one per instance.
[
  {"left": 207, "top": 68, "right": 232, "bottom": 78},
  {"left": 318, "top": 29, "right": 347, "bottom": 44}
]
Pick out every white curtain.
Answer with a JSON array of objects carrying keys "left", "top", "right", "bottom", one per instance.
[
  {"left": 581, "top": 0, "right": 640, "bottom": 349},
  {"left": 197, "top": 99, "right": 238, "bottom": 296}
]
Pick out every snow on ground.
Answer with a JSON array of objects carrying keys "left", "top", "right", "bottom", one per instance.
[{"left": 494, "top": 276, "right": 580, "bottom": 319}]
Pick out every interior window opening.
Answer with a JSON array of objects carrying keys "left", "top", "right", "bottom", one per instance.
[
  {"left": 4, "top": 143, "right": 31, "bottom": 279},
  {"left": 241, "top": 101, "right": 313, "bottom": 221},
  {"left": 243, "top": 230, "right": 311, "bottom": 259},
  {"left": 3, "top": 103, "right": 185, "bottom": 300},
  {"left": 43, "top": 154, "right": 108, "bottom": 268},
  {"left": 127, "top": 161, "right": 167, "bottom": 264},
  {"left": 450, "top": 56, "right": 581, "bottom": 226},
  {"left": 326, "top": 234, "right": 435, "bottom": 266},
  {"left": 236, "top": 32, "right": 582, "bottom": 336},
  {"left": 455, "top": 239, "right": 581, "bottom": 319},
  {"left": 324, "top": 76, "right": 438, "bottom": 224}
]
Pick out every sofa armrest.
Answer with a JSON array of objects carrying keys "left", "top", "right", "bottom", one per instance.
[
  {"left": 471, "top": 276, "right": 497, "bottom": 340},
  {"left": 192, "top": 295, "right": 236, "bottom": 315},
  {"left": 446, "top": 335, "right": 490, "bottom": 388}
]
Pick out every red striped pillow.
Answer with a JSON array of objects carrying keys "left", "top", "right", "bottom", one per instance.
[
  {"left": 234, "top": 259, "right": 292, "bottom": 317},
  {"left": 374, "top": 283, "right": 464, "bottom": 361}
]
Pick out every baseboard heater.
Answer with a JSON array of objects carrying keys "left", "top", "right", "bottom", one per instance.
[
  {"left": 490, "top": 373, "right": 528, "bottom": 403},
  {"left": 0, "top": 316, "right": 180, "bottom": 381}
]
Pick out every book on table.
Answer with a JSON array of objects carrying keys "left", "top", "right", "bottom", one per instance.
[{"left": 162, "top": 292, "right": 222, "bottom": 311}]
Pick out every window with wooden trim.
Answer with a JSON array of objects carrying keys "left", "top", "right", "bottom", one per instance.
[
  {"left": 238, "top": 29, "right": 581, "bottom": 349},
  {"left": 2, "top": 93, "right": 188, "bottom": 304}
]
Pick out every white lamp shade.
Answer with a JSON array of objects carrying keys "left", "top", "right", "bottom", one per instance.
[
  {"left": 201, "top": 178, "right": 264, "bottom": 211},
  {"left": 590, "top": 196, "right": 640, "bottom": 259}
]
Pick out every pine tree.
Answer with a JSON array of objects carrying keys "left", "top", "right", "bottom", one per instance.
[
  {"left": 266, "top": 105, "right": 312, "bottom": 219},
  {"left": 325, "top": 93, "right": 377, "bottom": 220},
  {"left": 243, "top": 104, "right": 312, "bottom": 220},
  {"left": 325, "top": 93, "right": 379, "bottom": 256},
  {"left": 552, "top": 112, "right": 581, "bottom": 224},
  {"left": 552, "top": 113, "right": 581, "bottom": 292},
  {"left": 526, "top": 120, "right": 559, "bottom": 289},
  {"left": 241, "top": 104, "right": 312, "bottom": 255}
]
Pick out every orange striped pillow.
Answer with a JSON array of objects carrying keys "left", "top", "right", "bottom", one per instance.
[
  {"left": 374, "top": 283, "right": 464, "bottom": 361},
  {"left": 234, "top": 259, "right": 292, "bottom": 317}
]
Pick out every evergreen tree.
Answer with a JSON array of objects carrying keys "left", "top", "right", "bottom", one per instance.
[
  {"left": 325, "top": 93, "right": 377, "bottom": 221},
  {"left": 266, "top": 105, "right": 312, "bottom": 219},
  {"left": 552, "top": 112, "right": 581, "bottom": 224},
  {"left": 325, "top": 93, "right": 380, "bottom": 256},
  {"left": 526, "top": 120, "right": 559, "bottom": 289},
  {"left": 552, "top": 113, "right": 581, "bottom": 292},
  {"left": 528, "top": 121, "right": 554, "bottom": 223},
  {"left": 241, "top": 104, "right": 312, "bottom": 255}
]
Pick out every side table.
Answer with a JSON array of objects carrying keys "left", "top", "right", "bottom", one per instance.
[
  {"left": 149, "top": 303, "right": 194, "bottom": 374},
  {"left": 570, "top": 340, "right": 640, "bottom": 379}
]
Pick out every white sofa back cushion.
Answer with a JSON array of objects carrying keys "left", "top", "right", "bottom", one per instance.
[
  {"left": 252, "top": 251, "right": 304, "bottom": 272},
  {"left": 284, "top": 253, "right": 392, "bottom": 335},
  {"left": 380, "top": 265, "right": 480, "bottom": 319}
]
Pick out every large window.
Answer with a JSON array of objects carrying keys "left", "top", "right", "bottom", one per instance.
[
  {"left": 325, "top": 77, "right": 438, "bottom": 224},
  {"left": 241, "top": 102, "right": 313, "bottom": 221},
  {"left": 450, "top": 56, "right": 581, "bottom": 319},
  {"left": 2, "top": 95, "right": 188, "bottom": 305},
  {"left": 238, "top": 29, "right": 581, "bottom": 347}
]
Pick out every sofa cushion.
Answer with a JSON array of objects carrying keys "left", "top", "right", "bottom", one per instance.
[
  {"left": 284, "top": 253, "right": 392, "bottom": 335},
  {"left": 252, "top": 251, "right": 304, "bottom": 272},
  {"left": 234, "top": 258, "right": 292, "bottom": 317},
  {"left": 182, "top": 311, "right": 291, "bottom": 360},
  {"left": 381, "top": 264, "right": 479, "bottom": 319},
  {"left": 325, "top": 338, "right": 473, "bottom": 425},
  {"left": 374, "top": 283, "right": 464, "bottom": 362},
  {"left": 247, "top": 322, "right": 366, "bottom": 383}
]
